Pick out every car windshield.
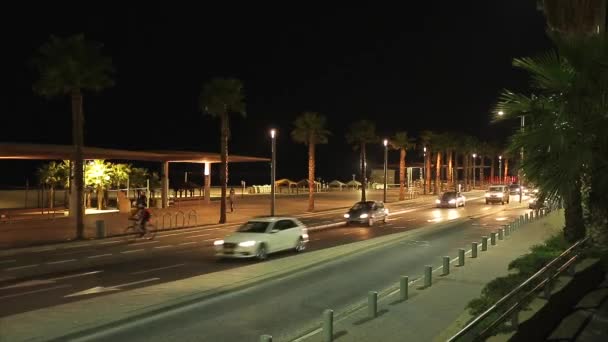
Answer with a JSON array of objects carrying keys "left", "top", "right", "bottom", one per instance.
[
  {"left": 509, "top": 184, "right": 520, "bottom": 190},
  {"left": 237, "top": 221, "right": 270, "bottom": 233},
  {"left": 488, "top": 186, "right": 503, "bottom": 192},
  {"left": 441, "top": 192, "right": 456, "bottom": 199},
  {"left": 351, "top": 202, "right": 373, "bottom": 210}
]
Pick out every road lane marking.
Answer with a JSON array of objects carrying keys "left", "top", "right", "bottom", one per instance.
[
  {"left": 202, "top": 238, "right": 216, "bottom": 242},
  {"left": 88, "top": 254, "right": 113, "bottom": 259},
  {"left": 121, "top": 249, "right": 144, "bottom": 254},
  {"left": 64, "top": 278, "right": 160, "bottom": 298},
  {"left": 131, "top": 264, "right": 185, "bottom": 275},
  {"left": 51, "top": 270, "right": 104, "bottom": 281},
  {"left": 179, "top": 242, "right": 197, "bottom": 246},
  {"left": 53, "top": 250, "right": 91, "bottom": 257},
  {"left": 0, "top": 260, "right": 16, "bottom": 265},
  {"left": 188, "top": 234, "right": 211, "bottom": 238},
  {"left": 46, "top": 259, "right": 77, "bottom": 265},
  {"left": 0, "top": 284, "right": 72, "bottom": 300},
  {"left": 98, "top": 241, "right": 121, "bottom": 245},
  {"left": 154, "top": 245, "right": 174, "bottom": 249},
  {"left": 4, "top": 264, "right": 40, "bottom": 271},
  {"left": 131, "top": 240, "right": 160, "bottom": 246},
  {"left": 62, "top": 243, "right": 91, "bottom": 249}
]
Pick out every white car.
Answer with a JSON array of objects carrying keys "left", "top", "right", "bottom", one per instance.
[{"left": 214, "top": 217, "right": 309, "bottom": 260}]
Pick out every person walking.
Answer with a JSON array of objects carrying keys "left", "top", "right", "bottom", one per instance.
[{"left": 229, "top": 187, "right": 236, "bottom": 212}]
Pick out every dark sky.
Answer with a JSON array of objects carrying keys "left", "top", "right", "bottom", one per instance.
[{"left": 1, "top": 2, "right": 552, "bottom": 186}]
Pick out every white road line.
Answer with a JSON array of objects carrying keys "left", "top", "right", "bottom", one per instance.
[
  {"left": 0, "top": 284, "right": 72, "bottom": 300},
  {"left": 131, "top": 264, "right": 185, "bottom": 275},
  {"left": 156, "top": 232, "right": 183, "bottom": 237},
  {"left": 46, "top": 259, "right": 77, "bottom": 265},
  {"left": 32, "top": 247, "right": 57, "bottom": 253},
  {"left": 0, "top": 260, "right": 16, "bottom": 264},
  {"left": 62, "top": 243, "right": 91, "bottom": 249},
  {"left": 121, "top": 249, "right": 144, "bottom": 254},
  {"left": 202, "top": 238, "right": 216, "bottom": 242},
  {"left": 114, "top": 278, "right": 160, "bottom": 288},
  {"left": 154, "top": 245, "right": 174, "bottom": 249},
  {"left": 188, "top": 234, "right": 211, "bottom": 238},
  {"left": 4, "top": 264, "right": 40, "bottom": 271},
  {"left": 179, "top": 242, "right": 197, "bottom": 246},
  {"left": 130, "top": 240, "right": 160, "bottom": 246},
  {"left": 51, "top": 270, "right": 103, "bottom": 281},
  {"left": 88, "top": 254, "right": 113, "bottom": 259},
  {"left": 98, "top": 241, "right": 121, "bottom": 245}
]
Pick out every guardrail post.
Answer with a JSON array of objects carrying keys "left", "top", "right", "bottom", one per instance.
[
  {"left": 424, "top": 265, "right": 432, "bottom": 287},
  {"left": 498, "top": 228, "right": 504, "bottom": 240},
  {"left": 400, "top": 276, "right": 409, "bottom": 300},
  {"left": 368, "top": 291, "right": 378, "bottom": 318},
  {"left": 472, "top": 242, "right": 478, "bottom": 257},
  {"left": 443, "top": 256, "right": 450, "bottom": 275},
  {"left": 490, "top": 232, "right": 497, "bottom": 246},
  {"left": 260, "top": 335, "right": 273, "bottom": 342},
  {"left": 525, "top": 213, "right": 529, "bottom": 223},
  {"left": 323, "top": 309, "right": 333, "bottom": 342},
  {"left": 481, "top": 237, "right": 488, "bottom": 251},
  {"left": 520, "top": 215, "right": 524, "bottom": 226},
  {"left": 458, "top": 249, "right": 465, "bottom": 266},
  {"left": 505, "top": 224, "right": 510, "bottom": 236}
]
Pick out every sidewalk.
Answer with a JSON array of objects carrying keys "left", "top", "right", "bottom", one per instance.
[
  {"left": 0, "top": 189, "right": 442, "bottom": 251},
  {"left": 299, "top": 210, "right": 564, "bottom": 342}
]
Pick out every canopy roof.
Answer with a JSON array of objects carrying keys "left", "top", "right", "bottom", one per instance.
[
  {"left": 0, "top": 143, "right": 269, "bottom": 164},
  {"left": 275, "top": 178, "right": 297, "bottom": 186},
  {"left": 329, "top": 180, "right": 346, "bottom": 186},
  {"left": 346, "top": 180, "right": 362, "bottom": 186}
]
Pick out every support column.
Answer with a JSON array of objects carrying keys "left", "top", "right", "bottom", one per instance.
[
  {"left": 204, "top": 162, "right": 211, "bottom": 204},
  {"left": 161, "top": 161, "right": 169, "bottom": 208}
]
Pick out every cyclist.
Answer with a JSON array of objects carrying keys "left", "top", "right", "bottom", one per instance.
[{"left": 130, "top": 204, "right": 151, "bottom": 237}]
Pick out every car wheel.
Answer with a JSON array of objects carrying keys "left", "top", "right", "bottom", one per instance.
[
  {"left": 256, "top": 244, "right": 268, "bottom": 261},
  {"left": 485, "top": 200, "right": 489, "bottom": 205},
  {"left": 294, "top": 237, "right": 306, "bottom": 252},
  {"left": 382, "top": 215, "right": 387, "bottom": 223},
  {"left": 368, "top": 217, "right": 374, "bottom": 227}
]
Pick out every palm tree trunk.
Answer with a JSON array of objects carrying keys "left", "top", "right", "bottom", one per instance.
[
  {"left": 71, "top": 89, "right": 85, "bottom": 239},
  {"left": 447, "top": 150, "right": 453, "bottom": 187},
  {"left": 399, "top": 148, "right": 406, "bottom": 201},
  {"left": 361, "top": 142, "right": 367, "bottom": 201},
  {"left": 490, "top": 157, "right": 495, "bottom": 184},
  {"left": 424, "top": 151, "right": 431, "bottom": 195},
  {"left": 219, "top": 113, "right": 229, "bottom": 224},
  {"left": 464, "top": 155, "right": 469, "bottom": 191},
  {"left": 454, "top": 152, "right": 459, "bottom": 190},
  {"left": 434, "top": 151, "right": 441, "bottom": 194},
  {"left": 49, "top": 185, "right": 55, "bottom": 210},
  {"left": 307, "top": 138, "right": 315, "bottom": 211},
  {"left": 504, "top": 159, "right": 509, "bottom": 184},
  {"left": 96, "top": 186, "right": 103, "bottom": 210},
  {"left": 480, "top": 156, "right": 485, "bottom": 187},
  {"left": 563, "top": 181, "right": 585, "bottom": 242}
]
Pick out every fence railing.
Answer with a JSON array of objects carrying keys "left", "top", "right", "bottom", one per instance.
[{"left": 448, "top": 233, "right": 588, "bottom": 342}]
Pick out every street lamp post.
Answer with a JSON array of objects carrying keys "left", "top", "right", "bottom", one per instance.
[
  {"left": 498, "top": 111, "right": 525, "bottom": 186},
  {"left": 383, "top": 139, "right": 388, "bottom": 203},
  {"left": 423, "top": 146, "right": 427, "bottom": 195},
  {"left": 498, "top": 155, "right": 502, "bottom": 184},
  {"left": 270, "top": 129, "right": 276, "bottom": 216},
  {"left": 472, "top": 153, "right": 477, "bottom": 189}
]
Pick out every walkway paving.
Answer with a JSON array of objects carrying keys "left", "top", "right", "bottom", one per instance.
[{"left": 298, "top": 210, "right": 564, "bottom": 342}]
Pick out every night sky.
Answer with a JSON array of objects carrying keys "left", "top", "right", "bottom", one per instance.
[{"left": 1, "top": 2, "right": 552, "bottom": 187}]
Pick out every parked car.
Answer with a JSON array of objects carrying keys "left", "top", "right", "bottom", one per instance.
[
  {"left": 344, "top": 201, "right": 388, "bottom": 226},
  {"left": 485, "top": 185, "right": 510, "bottom": 205},
  {"left": 435, "top": 191, "right": 466, "bottom": 208},
  {"left": 213, "top": 217, "right": 308, "bottom": 260}
]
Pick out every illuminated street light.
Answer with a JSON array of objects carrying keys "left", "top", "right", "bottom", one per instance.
[
  {"left": 383, "top": 139, "right": 388, "bottom": 203},
  {"left": 270, "top": 129, "right": 276, "bottom": 216},
  {"left": 499, "top": 155, "right": 503, "bottom": 183},
  {"left": 497, "top": 110, "right": 504, "bottom": 116},
  {"left": 472, "top": 153, "right": 477, "bottom": 189}
]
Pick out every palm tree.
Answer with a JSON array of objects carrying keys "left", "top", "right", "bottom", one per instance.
[
  {"left": 33, "top": 34, "right": 113, "bottom": 239},
  {"left": 419, "top": 131, "right": 435, "bottom": 195},
  {"left": 390, "top": 131, "right": 415, "bottom": 201},
  {"left": 443, "top": 133, "right": 459, "bottom": 188},
  {"left": 291, "top": 112, "right": 331, "bottom": 211},
  {"left": 460, "top": 135, "right": 477, "bottom": 191},
  {"left": 84, "top": 160, "right": 113, "bottom": 210},
  {"left": 486, "top": 143, "right": 500, "bottom": 184},
  {"left": 200, "top": 78, "right": 246, "bottom": 224},
  {"left": 37, "top": 161, "right": 68, "bottom": 209},
  {"left": 346, "top": 120, "right": 377, "bottom": 202},
  {"left": 432, "top": 133, "right": 448, "bottom": 194}
]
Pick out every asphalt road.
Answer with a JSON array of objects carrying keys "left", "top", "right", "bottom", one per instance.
[
  {"left": 45, "top": 198, "right": 529, "bottom": 341},
  {"left": 0, "top": 195, "right": 459, "bottom": 317}
]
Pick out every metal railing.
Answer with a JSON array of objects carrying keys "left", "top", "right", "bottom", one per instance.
[{"left": 448, "top": 236, "right": 589, "bottom": 342}]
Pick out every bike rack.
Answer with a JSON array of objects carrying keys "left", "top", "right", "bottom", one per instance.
[
  {"left": 162, "top": 212, "right": 173, "bottom": 229},
  {"left": 187, "top": 210, "right": 197, "bottom": 226},
  {"left": 175, "top": 210, "right": 186, "bottom": 227}
]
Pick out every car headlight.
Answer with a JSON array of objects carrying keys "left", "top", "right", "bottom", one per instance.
[
  {"left": 213, "top": 240, "right": 224, "bottom": 246},
  {"left": 360, "top": 213, "right": 369, "bottom": 219},
  {"left": 485, "top": 193, "right": 491, "bottom": 197},
  {"left": 496, "top": 193, "right": 503, "bottom": 198},
  {"left": 435, "top": 199, "right": 441, "bottom": 204},
  {"left": 238, "top": 241, "right": 256, "bottom": 247},
  {"left": 448, "top": 199, "right": 456, "bottom": 204},
  {"left": 344, "top": 213, "right": 350, "bottom": 218}
]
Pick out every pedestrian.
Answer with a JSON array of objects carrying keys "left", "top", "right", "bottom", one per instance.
[{"left": 229, "top": 187, "right": 236, "bottom": 212}]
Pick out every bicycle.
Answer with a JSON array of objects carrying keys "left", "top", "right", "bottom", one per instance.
[{"left": 124, "top": 221, "right": 157, "bottom": 241}]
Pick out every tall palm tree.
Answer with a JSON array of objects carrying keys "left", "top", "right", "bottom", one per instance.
[
  {"left": 200, "top": 78, "right": 246, "bottom": 224},
  {"left": 291, "top": 112, "right": 331, "bottom": 211},
  {"left": 460, "top": 135, "right": 478, "bottom": 191},
  {"left": 37, "top": 161, "right": 68, "bottom": 209},
  {"left": 419, "top": 131, "right": 435, "bottom": 195},
  {"left": 443, "top": 133, "right": 459, "bottom": 188},
  {"left": 390, "top": 131, "right": 415, "bottom": 201},
  {"left": 33, "top": 34, "right": 113, "bottom": 239},
  {"left": 432, "top": 133, "right": 448, "bottom": 194},
  {"left": 346, "top": 120, "right": 377, "bottom": 202},
  {"left": 486, "top": 143, "right": 500, "bottom": 184}
]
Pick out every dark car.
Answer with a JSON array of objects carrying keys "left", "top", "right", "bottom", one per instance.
[
  {"left": 344, "top": 201, "right": 388, "bottom": 226},
  {"left": 509, "top": 184, "right": 522, "bottom": 195},
  {"left": 435, "top": 192, "right": 466, "bottom": 208}
]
